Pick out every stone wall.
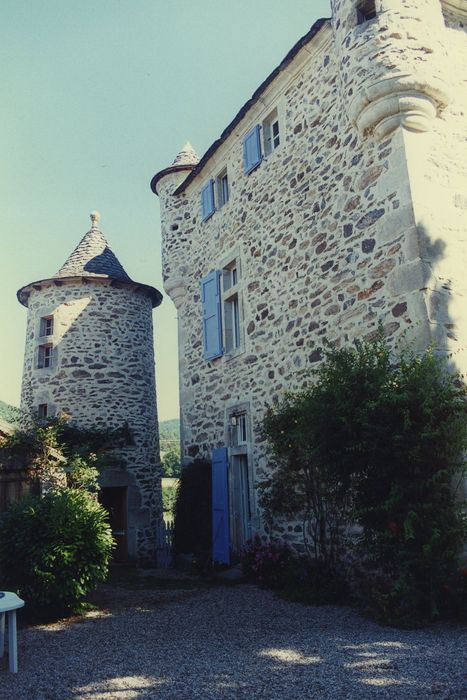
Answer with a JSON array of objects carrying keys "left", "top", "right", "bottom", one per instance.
[
  {"left": 20, "top": 278, "right": 161, "bottom": 561},
  {"left": 155, "top": 3, "right": 467, "bottom": 540}
]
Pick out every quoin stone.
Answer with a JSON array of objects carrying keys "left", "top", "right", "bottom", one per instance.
[{"left": 18, "top": 212, "right": 163, "bottom": 564}]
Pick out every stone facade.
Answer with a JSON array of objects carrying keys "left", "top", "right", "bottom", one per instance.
[
  {"left": 18, "top": 214, "right": 163, "bottom": 563},
  {"left": 152, "top": 0, "right": 467, "bottom": 550}
]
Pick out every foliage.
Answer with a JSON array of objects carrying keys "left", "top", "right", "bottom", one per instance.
[
  {"left": 162, "top": 447, "right": 181, "bottom": 477},
  {"left": 0, "top": 400, "right": 21, "bottom": 426},
  {"left": 241, "top": 535, "right": 295, "bottom": 589},
  {"left": 159, "top": 419, "right": 180, "bottom": 454},
  {"left": 0, "top": 416, "right": 133, "bottom": 494},
  {"left": 260, "top": 339, "right": 467, "bottom": 626},
  {"left": 0, "top": 489, "right": 114, "bottom": 610},
  {"left": 173, "top": 459, "right": 211, "bottom": 568},
  {"left": 162, "top": 485, "right": 178, "bottom": 516}
]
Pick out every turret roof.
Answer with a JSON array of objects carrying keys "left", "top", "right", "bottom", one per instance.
[
  {"left": 56, "top": 212, "right": 131, "bottom": 282},
  {"left": 17, "top": 212, "right": 162, "bottom": 308},
  {"left": 150, "top": 142, "right": 200, "bottom": 195},
  {"left": 171, "top": 142, "right": 199, "bottom": 167}
]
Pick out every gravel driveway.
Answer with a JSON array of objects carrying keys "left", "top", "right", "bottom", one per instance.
[{"left": 1, "top": 582, "right": 466, "bottom": 699}]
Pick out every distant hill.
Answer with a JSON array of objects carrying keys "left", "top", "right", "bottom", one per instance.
[
  {"left": 0, "top": 400, "right": 20, "bottom": 427},
  {"left": 159, "top": 419, "right": 180, "bottom": 452}
]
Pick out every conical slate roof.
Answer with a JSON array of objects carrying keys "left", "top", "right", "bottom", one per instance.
[
  {"left": 171, "top": 142, "right": 199, "bottom": 167},
  {"left": 150, "top": 142, "right": 199, "bottom": 195},
  {"left": 17, "top": 212, "right": 162, "bottom": 308},
  {"left": 56, "top": 212, "right": 132, "bottom": 282}
]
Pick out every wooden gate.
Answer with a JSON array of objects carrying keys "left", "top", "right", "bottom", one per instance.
[{"left": 155, "top": 519, "right": 174, "bottom": 568}]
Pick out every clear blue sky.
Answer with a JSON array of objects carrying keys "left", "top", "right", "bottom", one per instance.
[{"left": 1, "top": 0, "right": 331, "bottom": 421}]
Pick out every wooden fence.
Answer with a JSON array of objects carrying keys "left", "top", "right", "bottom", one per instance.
[{"left": 155, "top": 519, "right": 175, "bottom": 568}]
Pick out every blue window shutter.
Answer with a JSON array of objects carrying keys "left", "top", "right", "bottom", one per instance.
[
  {"left": 243, "top": 125, "right": 262, "bottom": 174},
  {"left": 201, "top": 271, "right": 223, "bottom": 360},
  {"left": 212, "top": 447, "right": 230, "bottom": 565},
  {"left": 201, "top": 179, "right": 215, "bottom": 221}
]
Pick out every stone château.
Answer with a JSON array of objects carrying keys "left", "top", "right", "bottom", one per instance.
[{"left": 151, "top": 0, "right": 467, "bottom": 560}]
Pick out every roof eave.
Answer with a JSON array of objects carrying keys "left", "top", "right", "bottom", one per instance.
[
  {"left": 172, "top": 17, "right": 331, "bottom": 196},
  {"left": 17, "top": 275, "right": 163, "bottom": 309}
]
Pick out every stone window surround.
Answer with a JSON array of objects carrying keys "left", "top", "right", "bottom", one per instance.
[
  {"left": 39, "top": 315, "right": 54, "bottom": 338},
  {"left": 219, "top": 247, "right": 245, "bottom": 360},
  {"left": 356, "top": 0, "right": 377, "bottom": 26},
  {"left": 224, "top": 400, "right": 258, "bottom": 531},
  {"left": 37, "top": 343, "right": 53, "bottom": 369}
]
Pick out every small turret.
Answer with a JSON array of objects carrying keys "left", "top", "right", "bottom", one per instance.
[
  {"left": 151, "top": 143, "right": 200, "bottom": 309},
  {"left": 331, "top": 0, "right": 452, "bottom": 139}
]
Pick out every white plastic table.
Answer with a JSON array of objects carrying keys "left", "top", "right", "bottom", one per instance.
[{"left": 0, "top": 592, "right": 25, "bottom": 673}]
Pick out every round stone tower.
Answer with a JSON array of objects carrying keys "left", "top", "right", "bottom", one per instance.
[
  {"left": 17, "top": 212, "right": 163, "bottom": 564},
  {"left": 151, "top": 143, "right": 199, "bottom": 457}
]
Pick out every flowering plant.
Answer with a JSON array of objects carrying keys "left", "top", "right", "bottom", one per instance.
[{"left": 241, "top": 535, "right": 295, "bottom": 589}]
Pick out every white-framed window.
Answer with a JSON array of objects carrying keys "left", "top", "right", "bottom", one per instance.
[
  {"left": 222, "top": 259, "right": 242, "bottom": 354},
  {"left": 40, "top": 316, "right": 54, "bottom": 337},
  {"left": 242, "top": 107, "right": 282, "bottom": 173},
  {"left": 216, "top": 168, "right": 229, "bottom": 208},
  {"left": 263, "top": 109, "right": 280, "bottom": 156},
  {"left": 38, "top": 344, "right": 53, "bottom": 369},
  {"left": 231, "top": 413, "right": 248, "bottom": 446},
  {"left": 38, "top": 404, "right": 48, "bottom": 419}
]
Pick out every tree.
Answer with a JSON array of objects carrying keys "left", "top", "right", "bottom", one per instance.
[
  {"left": 260, "top": 339, "right": 467, "bottom": 624},
  {"left": 162, "top": 447, "right": 181, "bottom": 477}
]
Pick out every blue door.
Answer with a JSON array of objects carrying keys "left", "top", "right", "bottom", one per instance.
[{"left": 212, "top": 447, "right": 230, "bottom": 565}]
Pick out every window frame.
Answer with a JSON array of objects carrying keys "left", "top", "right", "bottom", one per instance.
[
  {"left": 262, "top": 108, "right": 281, "bottom": 157},
  {"left": 357, "top": 1, "right": 377, "bottom": 24},
  {"left": 38, "top": 404, "right": 48, "bottom": 419},
  {"left": 38, "top": 343, "right": 53, "bottom": 369},
  {"left": 221, "top": 257, "right": 243, "bottom": 356},
  {"left": 216, "top": 168, "right": 229, "bottom": 209},
  {"left": 40, "top": 315, "right": 54, "bottom": 337}
]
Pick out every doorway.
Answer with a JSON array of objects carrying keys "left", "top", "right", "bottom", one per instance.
[
  {"left": 230, "top": 454, "right": 252, "bottom": 553},
  {"left": 99, "top": 486, "right": 128, "bottom": 562}
]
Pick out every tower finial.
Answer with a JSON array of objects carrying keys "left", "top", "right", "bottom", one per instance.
[{"left": 90, "top": 211, "right": 101, "bottom": 228}]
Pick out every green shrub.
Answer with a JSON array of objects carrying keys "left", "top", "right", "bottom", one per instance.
[
  {"left": 162, "top": 485, "right": 178, "bottom": 516},
  {"left": 261, "top": 339, "right": 467, "bottom": 626},
  {"left": 0, "top": 489, "right": 114, "bottom": 611}
]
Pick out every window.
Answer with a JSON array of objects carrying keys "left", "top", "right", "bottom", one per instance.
[
  {"left": 216, "top": 169, "right": 229, "bottom": 208},
  {"left": 200, "top": 179, "right": 215, "bottom": 221},
  {"left": 38, "top": 404, "right": 48, "bottom": 419},
  {"left": 357, "top": 1, "right": 377, "bottom": 24},
  {"left": 38, "top": 344, "right": 53, "bottom": 369},
  {"left": 40, "top": 316, "right": 54, "bottom": 337},
  {"left": 201, "top": 256, "right": 243, "bottom": 360},
  {"left": 222, "top": 260, "right": 241, "bottom": 354},
  {"left": 231, "top": 413, "right": 247, "bottom": 446},
  {"left": 263, "top": 109, "right": 280, "bottom": 156},
  {"left": 243, "top": 125, "right": 262, "bottom": 174}
]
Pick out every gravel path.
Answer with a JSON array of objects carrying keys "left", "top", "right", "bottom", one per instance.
[{"left": 1, "top": 584, "right": 466, "bottom": 699}]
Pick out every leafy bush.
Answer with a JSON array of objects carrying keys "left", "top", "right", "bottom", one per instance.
[
  {"left": 162, "top": 448, "right": 181, "bottom": 477},
  {"left": 0, "top": 489, "right": 114, "bottom": 611},
  {"left": 241, "top": 535, "right": 295, "bottom": 589},
  {"left": 173, "top": 459, "right": 211, "bottom": 568},
  {"left": 162, "top": 485, "right": 178, "bottom": 516},
  {"left": 261, "top": 339, "right": 467, "bottom": 626}
]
